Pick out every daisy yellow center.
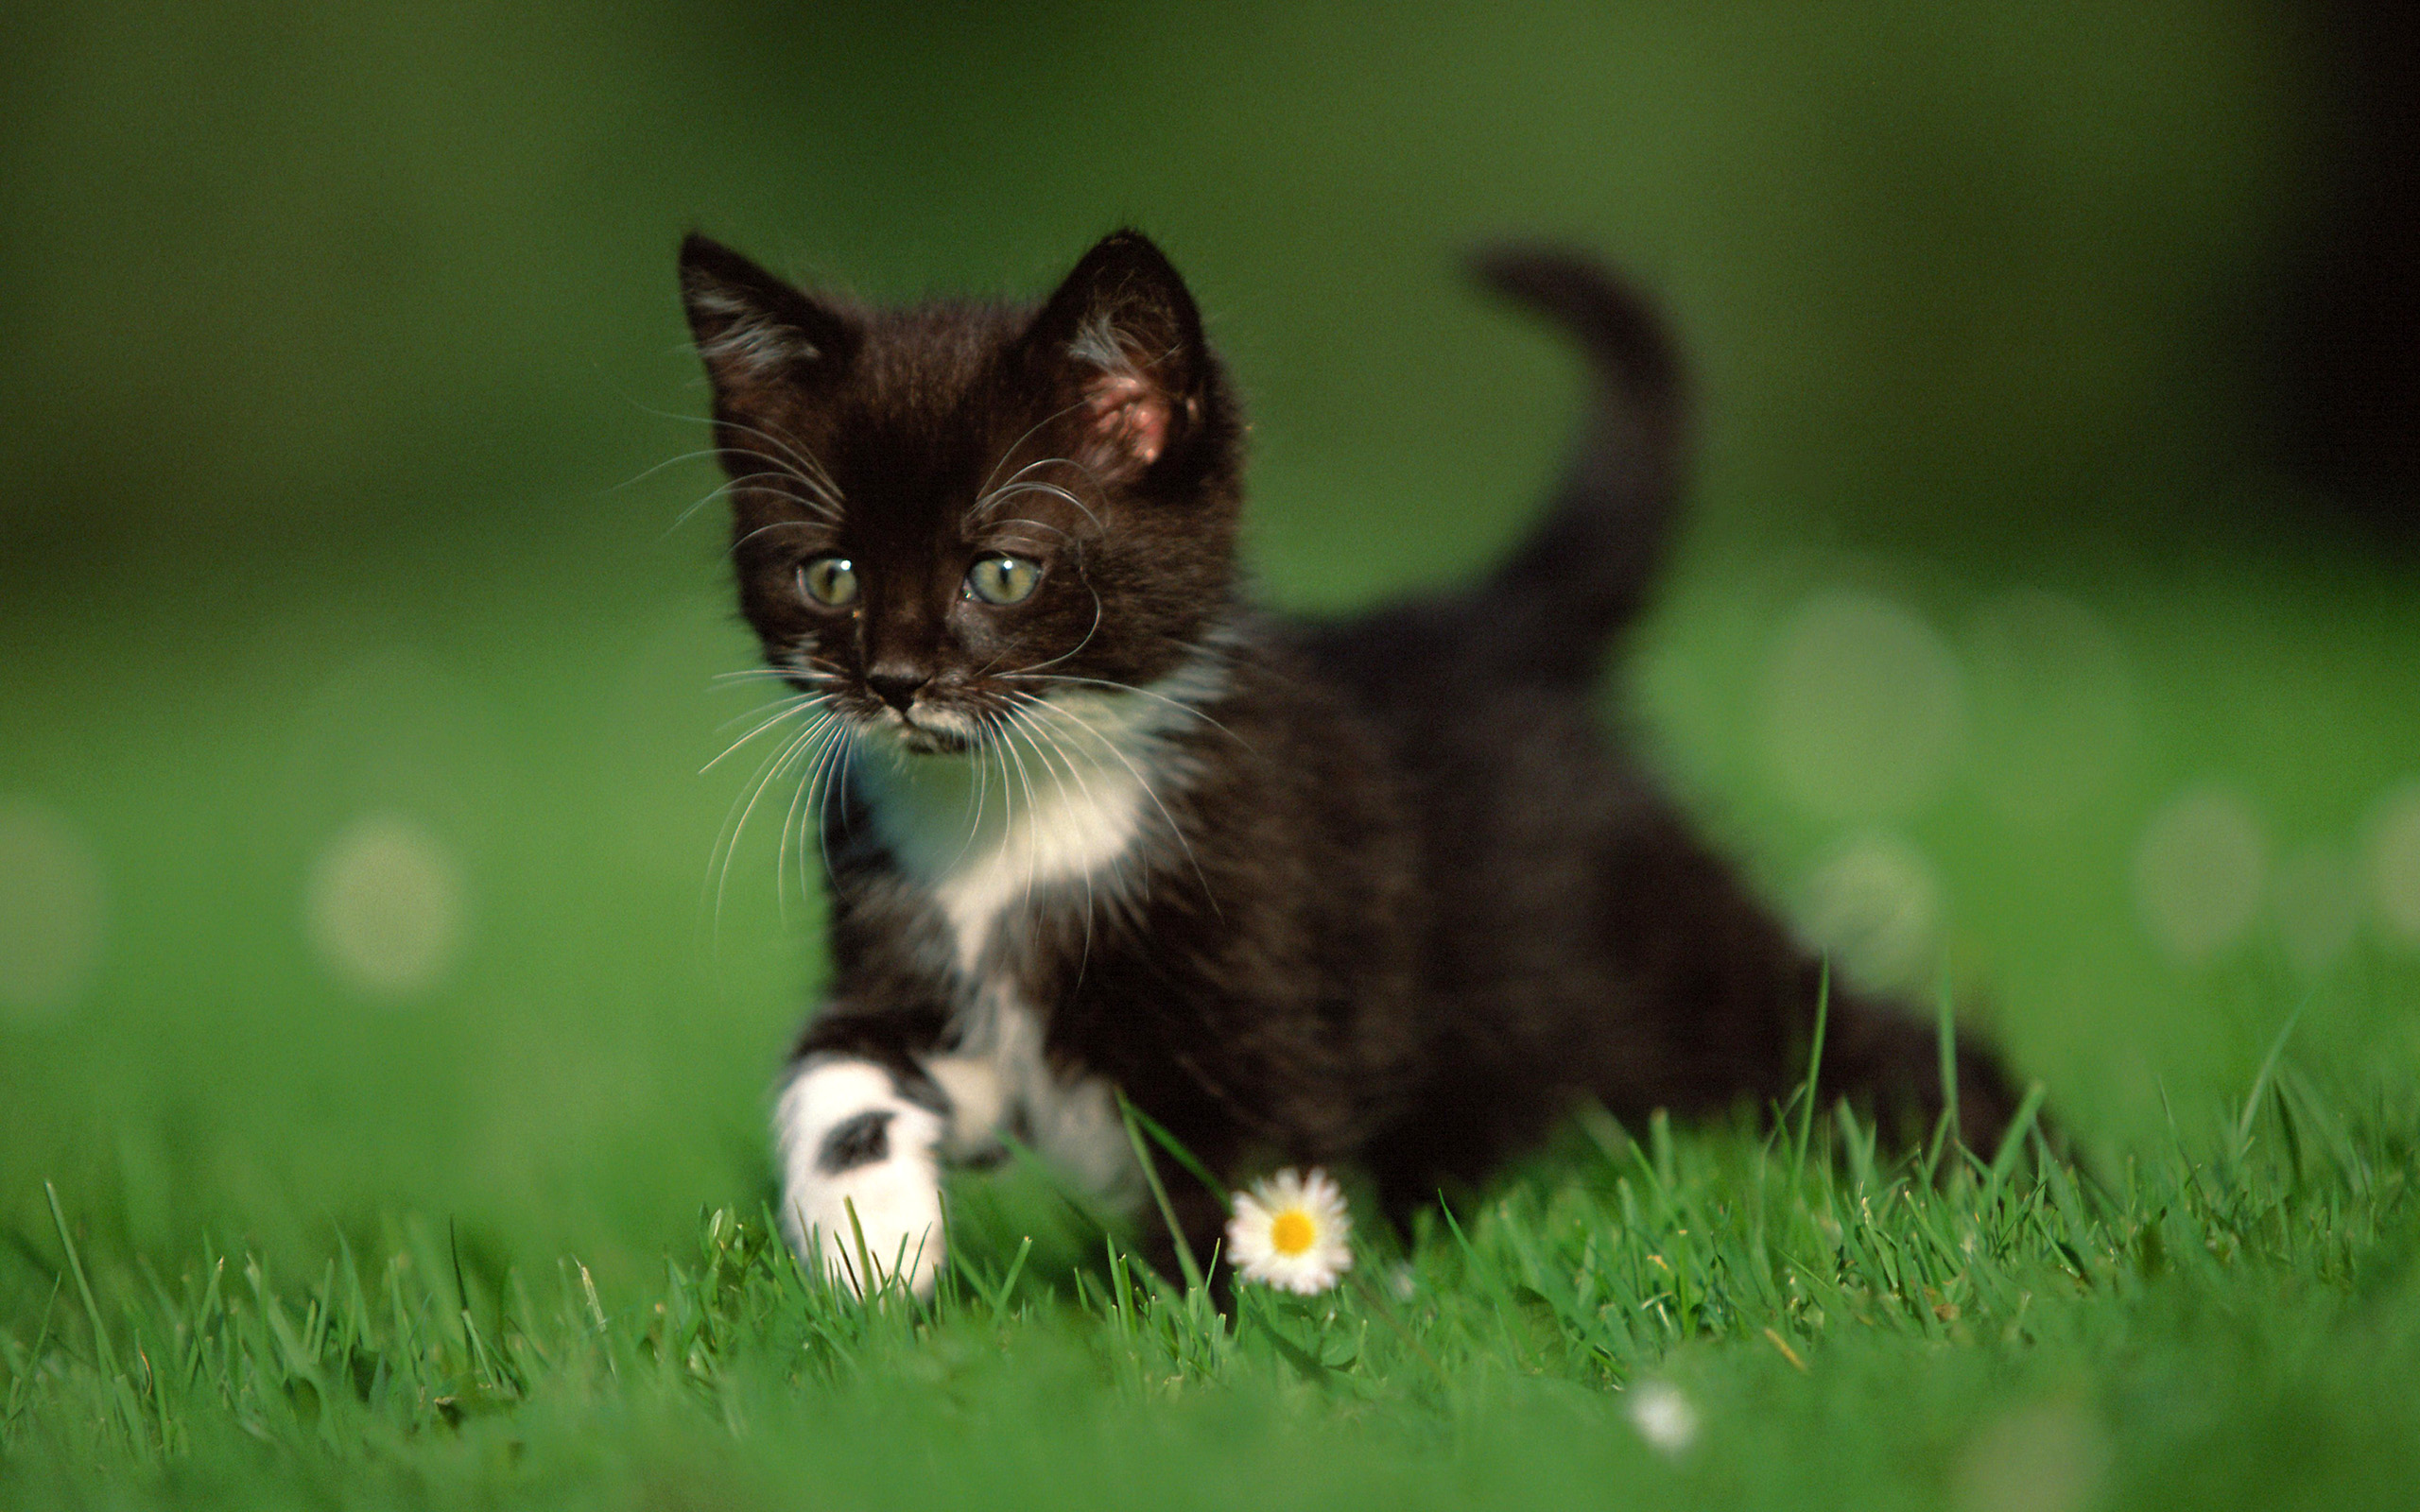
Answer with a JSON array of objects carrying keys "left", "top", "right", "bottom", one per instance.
[{"left": 1270, "top": 1210, "right": 1316, "bottom": 1255}]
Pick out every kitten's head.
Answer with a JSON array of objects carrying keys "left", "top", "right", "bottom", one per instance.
[{"left": 679, "top": 230, "right": 1243, "bottom": 755}]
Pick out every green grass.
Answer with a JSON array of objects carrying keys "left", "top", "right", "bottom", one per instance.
[{"left": 9, "top": 1044, "right": 2419, "bottom": 1510}]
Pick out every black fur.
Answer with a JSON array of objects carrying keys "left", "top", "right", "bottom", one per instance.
[
  {"left": 816, "top": 1109, "right": 894, "bottom": 1175},
  {"left": 681, "top": 229, "right": 2024, "bottom": 1272}
]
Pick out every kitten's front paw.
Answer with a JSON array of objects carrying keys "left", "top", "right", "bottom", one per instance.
[{"left": 774, "top": 1058, "right": 947, "bottom": 1297}]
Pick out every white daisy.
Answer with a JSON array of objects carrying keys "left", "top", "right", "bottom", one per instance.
[{"left": 1225, "top": 1167, "right": 1354, "bottom": 1295}]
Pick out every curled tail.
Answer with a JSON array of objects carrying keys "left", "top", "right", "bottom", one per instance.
[{"left": 1465, "top": 247, "right": 1689, "bottom": 686}]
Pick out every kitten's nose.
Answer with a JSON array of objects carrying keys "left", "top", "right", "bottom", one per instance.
[{"left": 867, "top": 667, "right": 929, "bottom": 713}]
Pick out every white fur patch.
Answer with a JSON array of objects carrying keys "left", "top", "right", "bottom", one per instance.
[
  {"left": 933, "top": 981, "right": 1142, "bottom": 1209},
  {"left": 773, "top": 1057, "right": 945, "bottom": 1297},
  {"left": 857, "top": 664, "right": 1219, "bottom": 977}
]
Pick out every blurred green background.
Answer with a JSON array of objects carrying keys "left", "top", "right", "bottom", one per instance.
[{"left": 4, "top": 1, "right": 2416, "bottom": 1291}]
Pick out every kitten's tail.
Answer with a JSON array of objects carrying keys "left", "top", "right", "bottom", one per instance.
[{"left": 1467, "top": 247, "right": 1689, "bottom": 686}]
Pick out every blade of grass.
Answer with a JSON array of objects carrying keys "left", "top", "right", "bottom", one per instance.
[
  {"left": 2234, "top": 998, "right": 2306, "bottom": 1164},
  {"left": 1117, "top": 1090, "right": 1206, "bottom": 1293},
  {"left": 1926, "top": 971, "right": 1962, "bottom": 1179},
  {"left": 1983, "top": 1082, "right": 2050, "bottom": 1207},
  {"left": 1793, "top": 960, "right": 1831, "bottom": 1179},
  {"left": 1117, "top": 1092, "right": 1231, "bottom": 1202},
  {"left": 44, "top": 1182, "right": 123, "bottom": 1386}
]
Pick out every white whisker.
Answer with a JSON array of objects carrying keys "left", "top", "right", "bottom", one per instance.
[
  {"left": 995, "top": 670, "right": 1248, "bottom": 748},
  {"left": 703, "top": 692, "right": 832, "bottom": 772},
  {"left": 998, "top": 700, "right": 1103, "bottom": 965},
  {"left": 999, "top": 589, "right": 1105, "bottom": 678},
  {"left": 971, "top": 399, "right": 1103, "bottom": 507},
  {"left": 708, "top": 707, "right": 837, "bottom": 933},
  {"left": 1006, "top": 689, "right": 1217, "bottom": 919}
]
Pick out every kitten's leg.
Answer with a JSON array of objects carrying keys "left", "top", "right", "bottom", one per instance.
[{"left": 773, "top": 1048, "right": 950, "bottom": 1297}]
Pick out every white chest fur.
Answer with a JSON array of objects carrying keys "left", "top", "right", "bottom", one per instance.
[{"left": 856, "top": 679, "right": 1201, "bottom": 976}]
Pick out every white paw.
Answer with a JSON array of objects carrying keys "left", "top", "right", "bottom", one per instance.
[{"left": 773, "top": 1058, "right": 946, "bottom": 1297}]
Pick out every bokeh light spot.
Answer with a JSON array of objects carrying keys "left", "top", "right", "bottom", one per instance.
[
  {"left": 2272, "top": 842, "right": 2360, "bottom": 977},
  {"left": 2366, "top": 783, "right": 2420, "bottom": 948},
  {"left": 1796, "top": 833, "right": 1945, "bottom": 989},
  {"left": 1624, "top": 1380, "right": 1699, "bottom": 1455},
  {"left": 2134, "top": 785, "right": 2265, "bottom": 964},
  {"left": 0, "top": 799, "right": 107, "bottom": 1022},
  {"left": 1765, "top": 590, "right": 1964, "bottom": 821},
  {"left": 1950, "top": 1401, "right": 2111, "bottom": 1512},
  {"left": 306, "top": 813, "right": 466, "bottom": 999},
  {"left": 1964, "top": 588, "right": 2139, "bottom": 826}
]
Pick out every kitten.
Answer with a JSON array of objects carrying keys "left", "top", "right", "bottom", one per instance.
[{"left": 677, "top": 229, "right": 2022, "bottom": 1295}]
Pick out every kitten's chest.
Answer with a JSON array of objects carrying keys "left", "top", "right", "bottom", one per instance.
[{"left": 856, "top": 736, "right": 1154, "bottom": 979}]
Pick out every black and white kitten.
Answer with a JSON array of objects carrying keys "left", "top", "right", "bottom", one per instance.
[{"left": 677, "top": 229, "right": 2021, "bottom": 1294}]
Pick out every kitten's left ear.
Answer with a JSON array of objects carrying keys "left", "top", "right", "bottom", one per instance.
[{"left": 1021, "top": 231, "right": 1212, "bottom": 483}]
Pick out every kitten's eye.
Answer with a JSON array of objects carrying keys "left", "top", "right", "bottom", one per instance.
[
  {"left": 965, "top": 555, "right": 1041, "bottom": 606},
  {"left": 797, "top": 556, "right": 858, "bottom": 608}
]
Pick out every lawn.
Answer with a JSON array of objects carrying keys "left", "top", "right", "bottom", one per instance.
[{"left": 9, "top": 1033, "right": 2418, "bottom": 1510}]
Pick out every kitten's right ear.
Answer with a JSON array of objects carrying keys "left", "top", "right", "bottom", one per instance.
[
  {"left": 1019, "top": 230, "right": 1214, "bottom": 485},
  {"left": 678, "top": 233, "right": 855, "bottom": 394}
]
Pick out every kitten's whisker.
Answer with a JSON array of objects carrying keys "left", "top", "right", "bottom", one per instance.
[
  {"left": 778, "top": 708, "right": 848, "bottom": 915},
  {"left": 720, "top": 478, "right": 843, "bottom": 524},
  {"left": 796, "top": 728, "right": 838, "bottom": 889},
  {"left": 1007, "top": 690, "right": 1218, "bottom": 919},
  {"left": 671, "top": 439, "right": 840, "bottom": 509},
  {"left": 975, "top": 478, "right": 1101, "bottom": 529},
  {"left": 972, "top": 710, "right": 1009, "bottom": 840},
  {"left": 703, "top": 693, "right": 832, "bottom": 772},
  {"left": 967, "top": 711, "right": 1029, "bottom": 948},
  {"left": 713, "top": 662, "right": 845, "bottom": 689},
  {"left": 775, "top": 713, "right": 837, "bottom": 913},
  {"left": 642, "top": 402, "right": 844, "bottom": 505},
  {"left": 1004, "top": 697, "right": 1103, "bottom": 829},
  {"left": 712, "top": 481, "right": 844, "bottom": 539},
  {"left": 971, "top": 397, "right": 1105, "bottom": 506},
  {"left": 1005, "top": 591, "right": 1106, "bottom": 677},
  {"left": 715, "top": 472, "right": 838, "bottom": 510},
  {"left": 988, "top": 451, "right": 1088, "bottom": 495},
  {"left": 670, "top": 474, "right": 760, "bottom": 533},
  {"left": 948, "top": 717, "right": 991, "bottom": 869},
  {"left": 829, "top": 723, "right": 862, "bottom": 875},
  {"left": 998, "top": 700, "right": 1105, "bottom": 962},
  {"left": 777, "top": 650, "right": 853, "bottom": 680},
  {"left": 709, "top": 708, "right": 835, "bottom": 932},
  {"left": 708, "top": 686, "right": 822, "bottom": 728},
  {"left": 812, "top": 721, "right": 862, "bottom": 881},
  {"left": 729, "top": 519, "right": 847, "bottom": 558},
  {"left": 609, "top": 397, "right": 838, "bottom": 507},
  {"left": 994, "top": 672, "right": 1247, "bottom": 747},
  {"left": 979, "top": 516, "right": 1077, "bottom": 541},
  {"left": 988, "top": 708, "right": 1051, "bottom": 916},
  {"left": 712, "top": 667, "right": 804, "bottom": 685},
  {"left": 614, "top": 444, "right": 772, "bottom": 492},
  {"left": 672, "top": 472, "right": 839, "bottom": 540}
]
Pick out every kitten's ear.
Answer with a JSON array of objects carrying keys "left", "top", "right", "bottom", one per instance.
[
  {"left": 1021, "top": 230, "right": 1212, "bottom": 484},
  {"left": 678, "top": 233, "right": 855, "bottom": 395}
]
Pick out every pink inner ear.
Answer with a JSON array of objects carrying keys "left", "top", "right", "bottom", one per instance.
[{"left": 1085, "top": 372, "right": 1170, "bottom": 470}]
